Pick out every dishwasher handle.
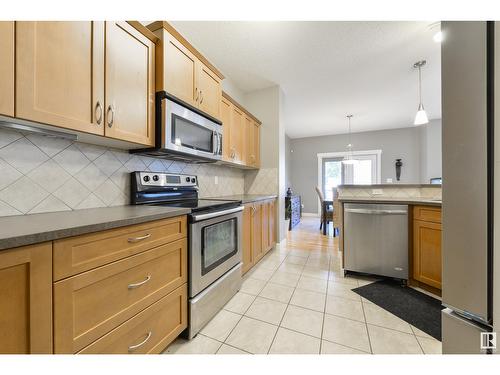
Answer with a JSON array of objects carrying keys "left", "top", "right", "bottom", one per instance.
[{"left": 345, "top": 208, "right": 407, "bottom": 215}]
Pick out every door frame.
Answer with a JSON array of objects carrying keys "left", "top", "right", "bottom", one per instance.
[{"left": 317, "top": 150, "right": 382, "bottom": 215}]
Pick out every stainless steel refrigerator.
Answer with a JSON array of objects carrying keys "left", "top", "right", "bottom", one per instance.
[{"left": 441, "top": 21, "right": 495, "bottom": 354}]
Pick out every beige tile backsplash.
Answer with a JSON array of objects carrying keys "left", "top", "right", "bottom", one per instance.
[{"left": 0, "top": 128, "right": 245, "bottom": 216}]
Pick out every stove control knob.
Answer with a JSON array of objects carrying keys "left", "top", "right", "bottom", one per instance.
[
  {"left": 191, "top": 178, "right": 196, "bottom": 183},
  {"left": 143, "top": 175, "right": 150, "bottom": 182},
  {"left": 185, "top": 177, "right": 190, "bottom": 182},
  {"left": 152, "top": 175, "right": 159, "bottom": 181}
]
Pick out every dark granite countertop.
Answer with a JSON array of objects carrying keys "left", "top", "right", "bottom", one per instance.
[
  {"left": 206, "top": 194, "right": 278, "bottom": 204},
  {"left": 0, "top": 206, "right": 190, "bottom": 251},
  {"left": 338, "top": 197, "right": 442, "bottom": 207}
]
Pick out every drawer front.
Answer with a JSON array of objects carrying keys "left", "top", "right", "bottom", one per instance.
[
  {"left": 54, "top": 216, "right": 187, "bottom": 280},
  {"left": 413, "top": 205, "right": 442, "bottom": 223},
  {"left": 54, "top": 238, "right": 187, "bottom": 353},
  {"left": 79, "top": 284, "right": 187, "bottom": 354}
]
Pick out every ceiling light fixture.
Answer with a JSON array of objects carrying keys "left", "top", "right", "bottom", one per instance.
[
  {"left": 413, "top": 60, "right": 429, "bottom": 126},
  {"left": 342, "top": 114, "right": 358, "bottom": 165},
  {"left": 433, "top": 31, "right": 443, "bottom": 43}
]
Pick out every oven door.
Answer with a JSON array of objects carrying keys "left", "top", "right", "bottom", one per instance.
[
  {"left": 163, "top": 97, "right": 222, "bottom": 160},
  {"left": 189, "top": 206, "right": 243, "bottom": 297}
]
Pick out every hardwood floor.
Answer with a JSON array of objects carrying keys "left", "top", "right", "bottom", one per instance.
[{"left": 286, "top": 216, "right": 339, "bottom": 253}]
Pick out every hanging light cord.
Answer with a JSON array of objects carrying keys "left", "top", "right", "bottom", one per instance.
[{"left": 418, "top": 65, "right": 422, "bottom": 105}]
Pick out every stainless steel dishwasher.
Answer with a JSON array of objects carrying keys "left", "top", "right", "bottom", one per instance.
[{"left": 343, "top": 203, "right": 409, "bottom": 280}]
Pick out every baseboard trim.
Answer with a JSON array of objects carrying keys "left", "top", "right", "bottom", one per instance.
[{"left": 301, "top": 212, "right": 319, "bottom": 217}]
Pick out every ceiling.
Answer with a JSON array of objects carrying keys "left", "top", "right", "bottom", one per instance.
[{"left": 171, "top": 21, "right": 441, "bottom": 139}]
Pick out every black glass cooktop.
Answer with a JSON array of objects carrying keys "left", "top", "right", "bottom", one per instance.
[{"left": 151, "top": 199, "right": 241, "bottom": 213}]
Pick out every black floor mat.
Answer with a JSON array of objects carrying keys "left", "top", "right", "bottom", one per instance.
[{"left": 352, "top": 280, "right": 443, "bottom": 341}]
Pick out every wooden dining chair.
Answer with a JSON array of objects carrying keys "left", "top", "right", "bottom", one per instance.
[{"left": 315, "top": 186, "right": 333, "bottom": 235}]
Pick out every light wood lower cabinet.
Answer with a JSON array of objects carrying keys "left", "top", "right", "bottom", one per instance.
[
  {"left": 412, "top": 206, "right": 442, "bottom": 290},
  {"left": 54, "top": 238, "right": 187, "bottom": 353},
  {"left": 0, "top": 21, "right": 14, "bottom": 116},
  {"left": 78, "top": 284, "right": 187, "bottom": 354},
  {"left": 242, "top": 199, "right": 277, "bottom": 275},
  {"left": 0, "top": 243, "right": 52, "bottom": 354}
]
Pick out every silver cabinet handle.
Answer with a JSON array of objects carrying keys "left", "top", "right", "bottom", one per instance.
[
  {"left": 200, "top": 90, "right": 203, "bottom": 104},
  {"left": 128, "top": 233, "right": 151, "bottom": 243},
  {"left": 106, "top": 105, "right": 114, "bottom": 128},
  {"left": 195, "top": 87, "right": 199, "bottom": 102},
  {"left": 128, "top": 275, "right": 151, "bottom": 289},
  {"left": 128, "top": 331, "right": 152, "bottom": 352},
  {"left": 95, "top": 101, "right": 103, "bottom": 125}
]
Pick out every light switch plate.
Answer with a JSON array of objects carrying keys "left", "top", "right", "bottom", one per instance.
[{"left": 372, "top": 189, "right": 384, "bottom": 195}]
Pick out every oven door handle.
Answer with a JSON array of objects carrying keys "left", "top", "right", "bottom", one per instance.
[{"left": 191, "top": 206, "right": 244, "bottom": 222}]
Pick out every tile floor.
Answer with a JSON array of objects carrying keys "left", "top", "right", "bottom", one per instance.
[{"left": 164, "top": 243, "right": 442, "bottom": 355}]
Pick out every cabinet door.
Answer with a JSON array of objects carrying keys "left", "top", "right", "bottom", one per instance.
[
  {"left": 16, "top": 21, "right": 104, "bottom": 135},
  {"left": 245, "top": 116, "right": 255, "bottom": 167},
  {"left": 197, "top": 62, "right": 221, "bottom": 120},
  {"left": 269, "top": 199, "right": 276, "bottom": 248},
  {"left": 220, "top": 96, "right": 232, "bottom": 162},
  {"left": 413, "top": 220, "right": 442, "bottom": 289},
  {"left": 251, "top": 203, "right": 263, "bottom": 263},
  {"left": 0, "top": 243, "right": 52, "bottom": 354},
  {"left": 242, "top": 205, "right": 253, "bottom": 274},
  {"left": 0, "top": 21, "right": 14, "bottom": 116},
  {"left": 162, "top": 31, "right": 197, "bottom": 107},
  {"left": 230, "top": 106, "right": 245, "bottom": 164},
  {"left": 261, "top": 201, "right": 269, "bottom": 254},
  {"left": 105, "top": 21, "right": 154, "bottom": 146},
  {"left": 253, "top": 121, "right": 261, "bottom": 168}
]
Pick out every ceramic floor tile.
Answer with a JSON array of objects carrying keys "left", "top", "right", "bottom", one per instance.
[
  {"left": 320, "top": 340, "right": 368, "bottom": 354},
  {"left": 280, "top": 305, "right": 324, "bottom": 338},
  {"left": 225, "top": 316, "right": 278, "bottom": 354},
  {"left": 277, "top": 263, "right": 304, "bottom": 275},
  {"left": 269, "top": 270, "right": 301, "bottom": 287},
  {"left": 269, "top": 327, "right": 321, "bottom": 354},
  {"left": 325, "top": 295, "right": 365, "bottom": 322},
  {"left": 329, "top": 273, "right": 360, "bottom": 286},
  {"left": 288, "top": 249, "right": 310, "bottom": 258},
  {"left": 322, "top": 314, "right": 371, "bottom": 353},
  {"left": 284, "top": 255, "right": 308, "bottom": 266},
  {"left": 301, "top": 266, "right": 330, "bottom": 280},
  {"left": 245, "top": 297, "right": 288, "bottom": 325},
  {"left": 259, "top": 282, "right": 295, "bottom": 303},
  {"left": 200, "top": 309, "right": 242, "bottom": 342},
  {"left": 240, "top": 277, "right": 267, "bottom": 295},
  {"left": 163, "top": 334, "right": 221, "bottom": 354},
  {"left": 362, "top": 303, "right": 413, "bottom": 333},
  {"left": 416, "top": 336, "right": 442, "bottom": 354},
  {"left": 216, "top": 344, "right": 250, "bottom": 355},
  {"left": 368, "top": 324, "right": 423, "bottom": 354},
  {"left": 224, "top": 292, "right": 256, "bottom": 314},
  {"left": 290, "top": 289, "right": 326, "bottom": 312},
  {"left": 296, "top": 275, "right": 328, "bottom": 293},
  {"left": 247, "top": 267, "right": 275, "bottom": 282},
  {"left": 410, "top": 324, "right": 434, "bottom": 339},
  {"left": 327, "top": 281, "right": 361, "bottom": 301}
]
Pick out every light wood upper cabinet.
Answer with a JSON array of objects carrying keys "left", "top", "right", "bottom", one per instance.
[
  {"left": 197, "top": 62, "right": 221, "bottom": 119},
  {"left": 104, "top": 21, "right": 155, "bottom": 146},
  {"left": 0, "top": 21, "right": 14, "bottom": 116},
  {"left": 0, "top": 243, "right": 52, "bottom": 354},
  {"left": 230, "top": 105, "right": 245, "bottom": 164},
  {"left": 220, "top": 96, "right": 232, "bottom": 161},
  {"left": 16, "top": 21, "right": 105, "bottom": 135},
  {"left": 245, "top": 117, "right": 261, "bottom": 168},
  {"left": 160, "top": 32, "right": 197, "bottom": 107}
]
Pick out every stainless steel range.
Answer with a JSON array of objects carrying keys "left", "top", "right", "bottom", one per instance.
[{"left": 130, "top": 171, "right": 243, "bottom": 339}]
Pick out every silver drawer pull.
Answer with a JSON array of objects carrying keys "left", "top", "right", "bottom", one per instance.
[
  {"left": 128, "top": 331, "right": 152, "bottom": 352},
  {"left": 128, "top": 233, "right": 151, "bottom": 243},
  {"left": 128, "top": 275, "right": 151, "bottom": 289}
]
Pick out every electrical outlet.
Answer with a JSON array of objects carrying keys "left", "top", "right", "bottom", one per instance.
[
  {"left": 214, "top": 176, "right": 218, "bottom": 185},
  {"left": 372, "top": 189, "right": 384, "bottom": 195},
  {"left": 386, "top": 178, "right": 393, "bottom": 183}
]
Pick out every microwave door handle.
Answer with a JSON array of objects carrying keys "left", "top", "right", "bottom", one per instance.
[
  {"left": 213, "top": 130, "right": 218, "bottom": 155},
  {"left": 218, "top": 132, "right": 222, "bottom": 155}
]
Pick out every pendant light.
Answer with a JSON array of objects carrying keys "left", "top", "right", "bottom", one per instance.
[
  {"left": 413, "top": 60, "right": 429, "bottom": 125},
  {"left": 342, "top": 114, "right": 358, "bottom": 165}
]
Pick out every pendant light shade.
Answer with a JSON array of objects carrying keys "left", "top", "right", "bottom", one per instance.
[
  {"left": 413, "top": 60, "right": 429, "bottom": 126},
  {"left": 342, "top": 115, "right": 358, "bottom": 165}
]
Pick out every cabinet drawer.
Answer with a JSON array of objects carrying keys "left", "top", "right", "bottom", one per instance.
[
  {"left": 54, "top": 216, "right": 186, "bottom": 280},
  {"left": 78, "top": 284, "right": 187, "bottom": 354},
  {"left": 54, "top": 238, "right": 187, "bottom": 353},
  {"left": 413, "top": 205, "right": 441, "bottom": 223}
]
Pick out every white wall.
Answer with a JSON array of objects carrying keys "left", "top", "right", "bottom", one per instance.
[
  {"left": 420, "top": 119, "right": 443, "bottom": 183},
  {"left": 222, "top": 78, "right": 247, "bottom": 106}
]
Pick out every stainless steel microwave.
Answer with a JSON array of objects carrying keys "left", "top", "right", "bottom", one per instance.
[{"left": 132, "top": 92, "right": 223, "bottom": 163}]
